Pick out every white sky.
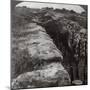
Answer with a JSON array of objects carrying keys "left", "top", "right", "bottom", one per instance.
[{"left": 16, "top": 2, "right": 85, "bottom": 13}]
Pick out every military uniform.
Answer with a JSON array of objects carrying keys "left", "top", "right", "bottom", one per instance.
[{"left": 78, "top": 33, "right": 87, "bottom": 84}]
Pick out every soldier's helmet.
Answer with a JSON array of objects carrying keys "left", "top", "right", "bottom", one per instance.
[
  {"left": 80, "top": 28, "right": 86, "bottom": 34},
  {"left": 80, "top": 28, "right": 87, "bottom": 39}
]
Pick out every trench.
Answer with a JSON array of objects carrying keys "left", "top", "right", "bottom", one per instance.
[{"left": 37, "top": 20, "right": 75, "bottom": 81}]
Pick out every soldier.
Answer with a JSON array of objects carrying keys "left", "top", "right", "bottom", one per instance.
[
  {"left": 78, "top": 28, "right": 87, "bottom": 84},
  {"left": 71, "top": 32, "right": 80, "bottom": 81}
]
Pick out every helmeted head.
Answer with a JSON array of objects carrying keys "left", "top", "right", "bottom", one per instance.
[{"left": 80, "top": 28, "right": 87, "bottom": 38}]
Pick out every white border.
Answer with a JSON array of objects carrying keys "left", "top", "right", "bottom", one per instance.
[{"left": 0, "top": 0, "right": 89, "bottom": 90}]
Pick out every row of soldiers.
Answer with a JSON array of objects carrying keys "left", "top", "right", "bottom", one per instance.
[{"left": 71, "top": 28, "right": 87, "bottom": 84}]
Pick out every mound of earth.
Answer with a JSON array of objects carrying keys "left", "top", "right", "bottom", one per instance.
[{"left": 11, "top": 23, "right": 70, "bottom": 89}]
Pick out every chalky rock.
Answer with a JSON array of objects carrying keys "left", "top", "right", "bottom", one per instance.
[
  {"left": 11, "top": 23, "right": 71, "bottom": 89},
  {"left": 12, "top": 63, "right": 71, "bottom": 89}
]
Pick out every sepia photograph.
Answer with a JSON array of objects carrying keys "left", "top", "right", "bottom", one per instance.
[{"left": 11, "top": 0, "right": 88, "bottom": 89}]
